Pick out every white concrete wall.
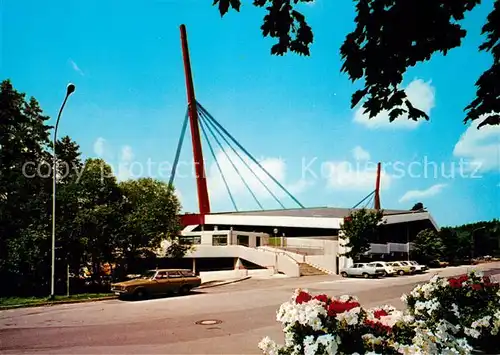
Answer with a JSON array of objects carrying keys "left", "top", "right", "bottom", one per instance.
[
  {"left": 199, "top": 269, "right": 275, "bottom": 283},
  {"left": 184, "top": 245, "right": 300, "bottom": 277},
  {"left": 276, "top": 253, "right": 301, "bottom": 277},
  {"left": 305, "top": 255, "right": 337, "bottom": 274},
  {"left": 258, "top": 246, "right": 306, "bottom": 263}
]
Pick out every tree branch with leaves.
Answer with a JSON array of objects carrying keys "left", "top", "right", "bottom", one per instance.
[{"left": 212, "top": 0, "right": 499, "bottom": 129}]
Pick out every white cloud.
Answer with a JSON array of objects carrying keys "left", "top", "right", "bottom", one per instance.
[
  {"left": 324, "top": 161, "right": 391, "bottom": 191},
  {"left": 207, "top": 150, "right": 312, "bottom": 206},
  {"left": 93, "top": 137, "right": 106, "bottom": 157},
  {"left": 121, "top": 145, "right": 134, "bottom": 161},
  {"left": 353, "top": 79, "right": 435, "bottom": 129},
  {"left": 69, "top": 59, "right": 84, "bottom": 76},
  {"left": 352, "top": 146, "right": 370, "bottom": 161},
  {"left": 399, "top": 183, "right": 447, "bottom": 203},
  {"left": 174, "top": 189, "right": 183, "bottom": 205},
  {"left": 117, "top": 145, "right": 134, "bottom": 181},
  {"left": 453, "top": 116, "right": 500, "bottom": 173}
]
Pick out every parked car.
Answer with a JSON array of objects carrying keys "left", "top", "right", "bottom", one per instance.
[
  {"left": 340, "top": 263, "right": 384, "bottom": 278},
  {"left": 428, "top": 259, "right": 450, "bottom": 268},
  {"left": 366, "top": 261, "right": 397, "bottom": 277},
  {"left": 403, "top": 260, "right": 428, "bottom": 273},
  {"left": 388, "top": 261, "right": 416, "bottom": 275},
  {"left": 111, "top": 269, "right": 201, "bottom": 299}
]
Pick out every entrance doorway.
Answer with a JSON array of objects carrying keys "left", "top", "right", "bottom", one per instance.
[{"left": 256, "top": 237, "right": 261, "bottom": 247}]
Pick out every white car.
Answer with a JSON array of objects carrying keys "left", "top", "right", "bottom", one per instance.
[
  {"left": 403, "top": 260, "right": 428, "bottom": 273},
  {"left": 366, "top": 261, "right": 397, "bottom": 277},
  {"left": 340, "top": 263, "right": 384, "bottom": 278}
]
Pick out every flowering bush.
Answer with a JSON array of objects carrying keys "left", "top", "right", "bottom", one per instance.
[
  {"left": 259, "top": 270, "right": 500, "bottom": 355},
  {"left": 403, "top": 270, "right": 500, "bottom": 353}
]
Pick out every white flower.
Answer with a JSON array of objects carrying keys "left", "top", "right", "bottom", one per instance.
[
  {"left": 339, "top": 294, "right": 357, "bottom": 302},
  {"left": 471, "top": 315, "right": 491, "bottom": 329},
  {"left": 276, "top": 299, "right": 327, "bottom": 331},
  {"left": 362, "top": 333, "right": 384, "bottom": 346},
  {"left": 303, "top": 334, "right": 339, "bottom": 355},
  {"left": 430, "top": 275, "right": 441, "bottom": 283},
  {"left": 401, "top": 293, "right": 408, "bottom": 304},
  {"left": 472, "top": 269, "right": 484, "bottom": 278},
  {"left": 258, "top": 336, "right": 281, "bottom": 355},
  {"left": 464, "top": 327, "right": 481, "bottom": 339},
  {"left": 413, "top": 298, "right": 440, "bottom": 316},
  {"left": 451, "top": 303, "right": 460, "bottom": 318},
  {"left": 336, "top": 307, "right": 361, "bottom": 326}
]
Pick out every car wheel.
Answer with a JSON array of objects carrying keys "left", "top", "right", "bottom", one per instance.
[
  {"left": 381, "top": 271, "right": 388, "bottom": 277},
  {"left": 134, "top": 288, "right": 148, "bottom": 300},
  {"left": 362, "top": 273, "right": 369, "bottom": 279},
  {"left": 179, "top": 285, "right": 191, "bottom": 295},
  {"left": 398, "top": 270, "right": 405, "bottom": 276},
  {"left": 341, "top": 272, "right": 348, "bottom": 278}
]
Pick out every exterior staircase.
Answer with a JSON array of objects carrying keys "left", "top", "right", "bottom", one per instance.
[{"left": 298, "top": 262, "right": 328, "bottom": 276}]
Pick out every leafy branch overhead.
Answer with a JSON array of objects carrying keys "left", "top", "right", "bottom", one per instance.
[
  {"left": 214, "top": 0, "right": 314, "bottom": 55},
  {"left": 212, "top": 0, "right": 499, "bottom": 129}
]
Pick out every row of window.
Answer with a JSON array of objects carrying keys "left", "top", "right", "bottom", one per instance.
[{"left": 178, "top": 234, "right": 251, "bottom": 246}]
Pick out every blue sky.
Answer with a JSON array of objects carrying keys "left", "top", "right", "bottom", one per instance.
[{"left": 3, "top": 0, "right": 499, "bottom": 227}]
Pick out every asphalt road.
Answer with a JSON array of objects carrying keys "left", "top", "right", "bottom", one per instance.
[{"left": 1, "top": 263, "right": 499, "bottom": 354}]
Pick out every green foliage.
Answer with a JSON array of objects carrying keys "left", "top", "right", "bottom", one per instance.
[
  {"left": 118, "top": 178, "right": 181, "bottom": 260},
  {"left": 339, "top": 208, "right": 385, "bottom": 260},
  {"left": 213, "top": 0, "right": 499, "bottom": 128},
  {"left": 0, "top": 80, "right": 185, "bottom": 297},
  {"left": 411, "top": 229, "right": 443, "bottom": 264},
  {"left": 411, "top": 220, "right": 500, "bottom": 265}
]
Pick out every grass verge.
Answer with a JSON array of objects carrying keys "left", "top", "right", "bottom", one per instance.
[{"left": 0, "top": 293, "right": 115, "bottom": 309}]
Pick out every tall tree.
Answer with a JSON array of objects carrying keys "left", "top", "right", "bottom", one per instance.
[
  {"left": 410, "top": 202, "right": 425, "bottom": 211},
  {"left": 339, "top": 208, "right": 385, "bottom": 260},
  {"left": 117, "top": 178, "right": 182, "bottom": 265},
  {"left": 0, "top": 79, "right": 52, "bottom": 296},
  {"left": 212, "top": 0, "right": 499, "bottom": 129},
  {"left": 72, "top": 158, "right": 124, "bottom": 279},
  {"left": 412, "top": 228, "right": 443, "bottom": 264}
]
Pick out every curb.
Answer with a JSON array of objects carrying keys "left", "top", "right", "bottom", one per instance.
[
  {"left": 198, "top": 276, "right": 251, "bottom": 289},
  {"left": 0, "top": 296, "right": 117, "bottom": 311}
]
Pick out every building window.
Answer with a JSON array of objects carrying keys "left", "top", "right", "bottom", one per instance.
[
  {"left": 179, "top": 236, "right": 201, "bottom": 245},
  {"left": 213, "top": 235, "right": 228, "bottom": 246},
  {"left": 237, "top": 235, "right": 249, "bottom": 247}
]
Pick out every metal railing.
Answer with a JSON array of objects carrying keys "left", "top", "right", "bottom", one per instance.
[{"left": 262, "top": 243, "right": 325, "bottom": 256}]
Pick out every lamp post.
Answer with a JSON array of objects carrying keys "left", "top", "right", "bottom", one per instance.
[
  {"left": 471, "top": 226, "right": 486, "bottom": 260},
  {"left": 50, "top": 83, "right": 76, "bottom": 300}
]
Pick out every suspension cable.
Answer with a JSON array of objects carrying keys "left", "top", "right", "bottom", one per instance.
[
  {"left": 197, "top": 102, "right": 304, "bottom": 209},
  {"left": 199, "top": 109, "right": 281, "bottom": 209},
  {"left": 199, "top": 115, "right": 239, "bottom": 211},
  {"left": 169, "top": 110, "right": 188, "bottom": 187},
  {"left": 198, "top": 110, "right": 264, "bottom": 210},
  {"left": 351, "top": 190, "right": 375, "bottom": 209},
  {"left": 363, "top": 193, "right": 375, "bottom": 209}
]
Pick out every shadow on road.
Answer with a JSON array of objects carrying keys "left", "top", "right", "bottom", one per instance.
[{"left": 117, "top": 290, "right": 206, "bottom": 302}]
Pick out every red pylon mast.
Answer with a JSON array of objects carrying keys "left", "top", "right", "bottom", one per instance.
[
  {"left": 374, "top": 162, "right": 381, "bottom": 210},
  {"left": 180, "top": 24, "right": 211, "bottom": 215}
]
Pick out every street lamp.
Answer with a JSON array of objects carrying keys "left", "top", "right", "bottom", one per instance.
[
  {"left": 471, "top": 226, "right": 486, "bottom": 260},
  {"left": 50, "top": 83, "right": 76, "bottom": 299}
]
